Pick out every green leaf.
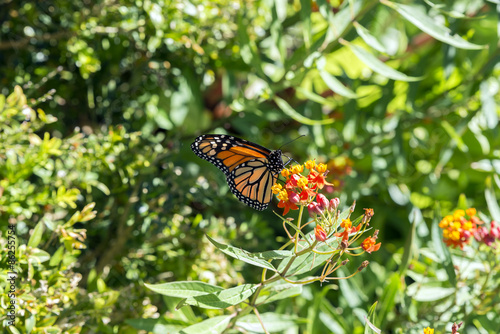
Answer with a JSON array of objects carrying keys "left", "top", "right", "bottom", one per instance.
[
  {"left": 296, "top": 87, "right": 336, "bottom": 107},
  {"left": 256, "top": 283, "right": 303, "bottom": 304},
  {"left": 206, "top": 235, "right": 277, "bottom": 271},
  {"left": 318, "top": 70, "right": 358, "bottom": 99},
  {"left": 180, "top": 284, "right": 258, "bottom": 309},
  {"left": 180, "top": 315, "right": 231, "bottom": 334},
  {"left": 377, "top": 273, "right": 401, "bottom": 328},
  {"left": 236, "top": 313, "right": 299, "bottom": 333},
  {"left": 480, "top": 79, "right": 499, "bottom": 129},
  {"left": 300, "top": 0, "right": 312, "bottom": 49},
  {"left": 252, "top": 249, "right": 293, "bottom": 260},
  {"left": 145, "top": 281, "right": 224, "bottom": 298},
  {"left": 28, "top": 221, "right": 45, "bottom": 248},
  {"left": 485, "top": 177, "right": 500, "bottom": 222},
  {"left": 345, "top": 42, "right": 422, "bottom": 82},
  {"left": 364, "top": 302, "right": 380, "bottom": 334},
  {"left": 382, "top": 1, "right": 485, "bottom": 50},
  {"left": 26, "top": 312, "right": 36, "bottom": 334},
  {"left": 317, "top": 56, "right": 358, "bottom": 98},
  {"left": 126, "top": 318, "right": 183, "bottom": 334},
  {"left": 407, "top": 283, "right": 455, "bottom": 301},
  {"left": 353, "top": 22, "right": 387, "bottom": 54},
  {"left": 28, "top": 248, "right": 51, "bottom": 264},
  {"left": 441, "top": 120, "right": 468, "bottom": 152},
  {"left": 273, "top": 96, "right": 334, "bottom": 125},
  {"left": 49, "top": 246, "right": 65, "bottom": 267}
]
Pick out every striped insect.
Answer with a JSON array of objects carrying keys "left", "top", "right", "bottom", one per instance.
[{"left": 191, "top": 134, "right": 285, "bottom": 210}]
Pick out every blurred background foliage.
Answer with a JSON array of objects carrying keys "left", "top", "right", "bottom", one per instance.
[{"left": 1, "top": 0, "right": 500, "bottom": 333}]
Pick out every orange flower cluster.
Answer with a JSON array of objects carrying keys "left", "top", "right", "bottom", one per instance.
[
  {"left": 272, "top": 160, "right": 331, "bottom": 215},
  {"left": 439, "top": 208, "right": 481, "bottom": 249},
  {"left": 273, "top": 160, "right": 380, "bottom": 256}
]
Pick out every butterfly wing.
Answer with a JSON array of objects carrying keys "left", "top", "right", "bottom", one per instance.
[{"left": 191, "top": 134, "right": 282, "bottom": 210}]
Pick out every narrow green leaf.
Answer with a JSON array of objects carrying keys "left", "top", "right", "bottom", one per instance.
[
  {"left": 180, "top": 315, "right": 231, "bottom": 334},
  {"left": 382, "top": 1, "right": 485, "bottom": 50},
  {"left": 318, "top": 70, "right": 358, "bottom": 98},
  {"left": 296, "top": 87, "right": 336, "bottom": 106},
  {"left": 206, "top": 235, "right": 277, "bottom": 271},
  {"left": 485, "top": 177, "right": 500, "bottom": 222},
  {"left": 252, "top": 250, "right": 293, "bottom": 260},
  {"left": 181, "top": 284, "right": 258, "bottom": 309},
  {"left": 317, "top": 56, "right": 358, "bottom": 98},
  {"left": 126, "top": 318, "right": 183, "bottom": 334},
  {"left": 300, "top": 0, "right": 312, "bottom": 49},
  {"left": 364, "top": 302, "right": 380, "bottom": 334},
  {"left": 377, "top": 273, "right": 401, "bottom": 328},
  {"left": 28, "top": 221, "right": 45, "bottom": 248},
  {"left": 273, "top": 96, "right": 334, "bottom": 125},
  {"left": 353, "top": 22, "right": 387, "bottom": 53},
  {"left": 49, "top": 246, "right": 65, "bottom": 267},
  {"left": 422, "top": 0, "right": 486, "bottom": 19},
  {"left": 399, "top": 207, "right": 417, "bottom": 277},
  {"left": 257, "top": 284, "right": 302, "bottom": 304},
  {"left": 407, "top": 283, "right": 454, "bottom": 301},
  {"left": 345, "top": 42, "right": 422, "bottom": 82},
  {"left": 145, "top": 281, "right": 224, "bottom": 298},
  {"left": 480, "top": 79, "right": 499, "bottom": 129},
  {"left": 26, "top": 312, "right": 36, "bottom": 334},
  {"left": 236, "top": 313, "right": 299, "bottom": 333},
  {"left": 441, "top": 120, "right": 468, "bottom": 152},
  {"left": 28, "top": 248, "right": 51, "bottom": 264}
]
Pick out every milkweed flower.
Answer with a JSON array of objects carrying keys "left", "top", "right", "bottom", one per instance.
[
  {"left": 439, "top": 208, "right": 480, "bottom": 249},
  {"left": 474, "top": 220, "right": 500, "bottom": 247},
  {"left": 316, "top": 194, "right": 329, "bottom": 210},
  {"left": 334, "top": 218, "right": 361, "bottom": 242},
  {"left": 423, "top": 327, "right": 434, "bottom": 334},
  {"left": 315, "top": 225, "right": 328, "bottom": 242},
  {"left": 361, "top": 231, "right": 381, "bottom": 253},
  {"left": 277, "top": 190, "right": 298, "bottom": 215}
]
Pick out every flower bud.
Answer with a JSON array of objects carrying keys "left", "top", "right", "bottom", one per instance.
[
  {"left": 317, "top": 194, "right": 329, "bottom": 210},
  {"left": 308, "top": 203, "right": 317, "bottom": 217},
  {"left": 329, "top": 197, "right": 340, "bottom": 211},
  {"left": 357, "top": 260, "right": 369, "bottom": 272},
  {"left": 315, "top": 225, "right": 327, "bottom": 242},
  {"left": 289, "top": 192, "right": 300, "bottom": 204}
]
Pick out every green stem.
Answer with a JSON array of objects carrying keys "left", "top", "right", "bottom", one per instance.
[{"left": 294, "top": 205, "right": 305, "bottom": 253}]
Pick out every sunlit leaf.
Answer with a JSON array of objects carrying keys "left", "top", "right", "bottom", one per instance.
[
  {"left": 145, "top": 281, "right": 224, "bottom": 298},
  {"left": 382, "top": 1, "right": 485, "bottom": 50},
  {"left": 179, "top": 316, "right": 231, "bottom": 334},
  {"left": 274, "top": 96, "right": 334, "bottom": 125},
  {"left": 354, "top": 22, "right": 387, "bottom": 53},
  {"left": 236, "top": 313, "right": 299, "bottom": 333},
  {"left": 206, "top": 235, "right": 277, "bottom": 271},
  {"left": 28, "top": 221, "right": 45, "bottom": 248},
  {"left": 344, "top": 42, "right": 422, "bottom": 82},
  {"left": 180, "top": 284, "right": 258, "bottom": 309}
]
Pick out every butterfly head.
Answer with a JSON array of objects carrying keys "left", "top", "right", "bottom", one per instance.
[{"left": 268, "top": 149, "right": 284, "bottom": 174}]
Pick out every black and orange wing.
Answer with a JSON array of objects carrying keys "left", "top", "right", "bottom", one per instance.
[{"left": 191, "top": 134, "right": 283, "bottom": 210}]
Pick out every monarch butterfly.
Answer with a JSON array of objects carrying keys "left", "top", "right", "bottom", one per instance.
[{"left": 191, "top": 134, "right": 285, "bottom": 210}]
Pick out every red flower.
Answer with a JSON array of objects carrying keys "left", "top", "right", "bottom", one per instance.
[
  {"left": 315, "top": 225, "right": 328, "bottom": 242},
  {"left": 277, "top": 190, "right": 298, "bottom": 215},
  {"left": 333, "top": 219, "right": 361, "bottom": 242},
  {"left": 361, "top": 236, "right": 381, "bottom": 253}
]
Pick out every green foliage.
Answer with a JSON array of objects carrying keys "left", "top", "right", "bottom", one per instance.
[{"left": 1, "top": 0, "right": 500, "bottom": 333}]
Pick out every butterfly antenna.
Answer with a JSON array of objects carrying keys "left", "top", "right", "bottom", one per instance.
[
  {"left": 278, "top": 135, "right": 305, "bottom": 151},
  {"left": 278, "top": 135, "right": 304, "bottom": 167}
]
